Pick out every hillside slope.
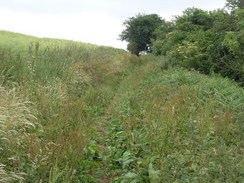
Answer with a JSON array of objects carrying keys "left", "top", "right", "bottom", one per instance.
[{"left": 0, "top": 31, "right": 243, "bottom": 183}]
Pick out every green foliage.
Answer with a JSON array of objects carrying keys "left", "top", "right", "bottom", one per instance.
[
  {"left": 152, "top": 7, "right": 244, "bottom": 85},
  {"left": 223, "top": 9, "right": 244, "bottom": 56},
  {"left": 0, "top": 31, "right": 243, "bottom": 182},
  {"left": 226, "top": 0, "right": 244, "bottom": 10},
  {"left": 0, "top": 31, "right": 128, "bottom": 182},
  {"left": 109, "top": 58, "right": 244, "bottom": 182},
  {"left": 120, "top": 13, "right": 163, "bottom": 55}
]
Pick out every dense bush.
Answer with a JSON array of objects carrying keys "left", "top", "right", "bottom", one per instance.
[{"left": 152, "top": 6, "right": 244, "bottom": 85}]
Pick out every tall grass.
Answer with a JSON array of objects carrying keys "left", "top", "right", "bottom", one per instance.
[
  {"left": 0, "top": 31, "right": 129, "bottom": 182},
  {"left": 0, "top": 86, "right": 37, "bottom": 182},
  {"left": 0, "top": 31, "right": 243, "bottom": 182},
  {"left": 108, "top": 61, "right": 244, "bottom": 182}
]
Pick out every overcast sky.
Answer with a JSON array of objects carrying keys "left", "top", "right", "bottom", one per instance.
[{"left": 0, "top": 0, "right": 227, "bottom": 49}]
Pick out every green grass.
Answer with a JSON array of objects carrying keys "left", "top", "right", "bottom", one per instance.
[
  {"left": 0, "top": 31, "right": 127, "bottom": 182},
  {"left": 0, "top": 31, "right": 243, "bottom": 182},
  {"left": 108, "top": 66, "right": 243, "bottom": 182}
]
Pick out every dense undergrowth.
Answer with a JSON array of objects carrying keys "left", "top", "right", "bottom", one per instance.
[
  {"left": 108, "top": 67, "right": 244, "bottom": 182},
  {"left": 0, "top": 31, "right": 243, "bottom": 182}
]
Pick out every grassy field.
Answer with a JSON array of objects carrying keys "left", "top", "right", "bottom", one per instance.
[{"left": 0, "top": 31, "right": 243, "bottom": 183}]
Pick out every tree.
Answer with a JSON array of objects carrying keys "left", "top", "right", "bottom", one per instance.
[
  {"left": 151, "top": 7, "right": 244, "bottom": 84},
  {"left": 225, "top": 0, "right": 244, "bottom": 10},
  {"left": 120, "top": 13, "right": 163, "bottom": 55}
]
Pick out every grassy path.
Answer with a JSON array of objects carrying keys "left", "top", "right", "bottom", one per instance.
[
  {"left": 89, "top": 59, "right": 153, "bottom": 182},
  {"left": 88, "top": 57, "right": 244, "bottom": 182},
  {"left": 1, "top": 32, "right": 243, "bottom": 183}
]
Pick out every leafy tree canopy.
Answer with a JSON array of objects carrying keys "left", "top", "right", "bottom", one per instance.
[
  {"left": 152, "top": 6, "right": 244, "bottom": 84},
  {"left": 226, "top": 0, "right": 244, "bottom": 10},
  {"left": 120, "top": 13, "right": 163, "bottom": 55}
]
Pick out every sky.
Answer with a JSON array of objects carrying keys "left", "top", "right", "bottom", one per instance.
[{"left": 0, "top": 0, "right": 227, "bottom": 49}]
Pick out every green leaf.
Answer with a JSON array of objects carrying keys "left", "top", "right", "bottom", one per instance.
[
  {"left": 148, "top": 163, "right": 160, "bottom": 183},
  {"left": 122, "top": 159, "right": 134, "bottom": 169},
  {"left": 123, "top": 172, "right": 138, "bottom": 179}
]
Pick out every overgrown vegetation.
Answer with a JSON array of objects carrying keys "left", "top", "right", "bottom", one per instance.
[
  {"left": 0, "top": 30, "right": 243, "bottom": 182},
  {"left": 0, "top": 31, "right": 127, "bottom": 182},
  {"left": 121, "top": 0, "right": 244, "bottom": 85},
  {"left": 107, "top": 65, "right": 244, "bottom": 182}
]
